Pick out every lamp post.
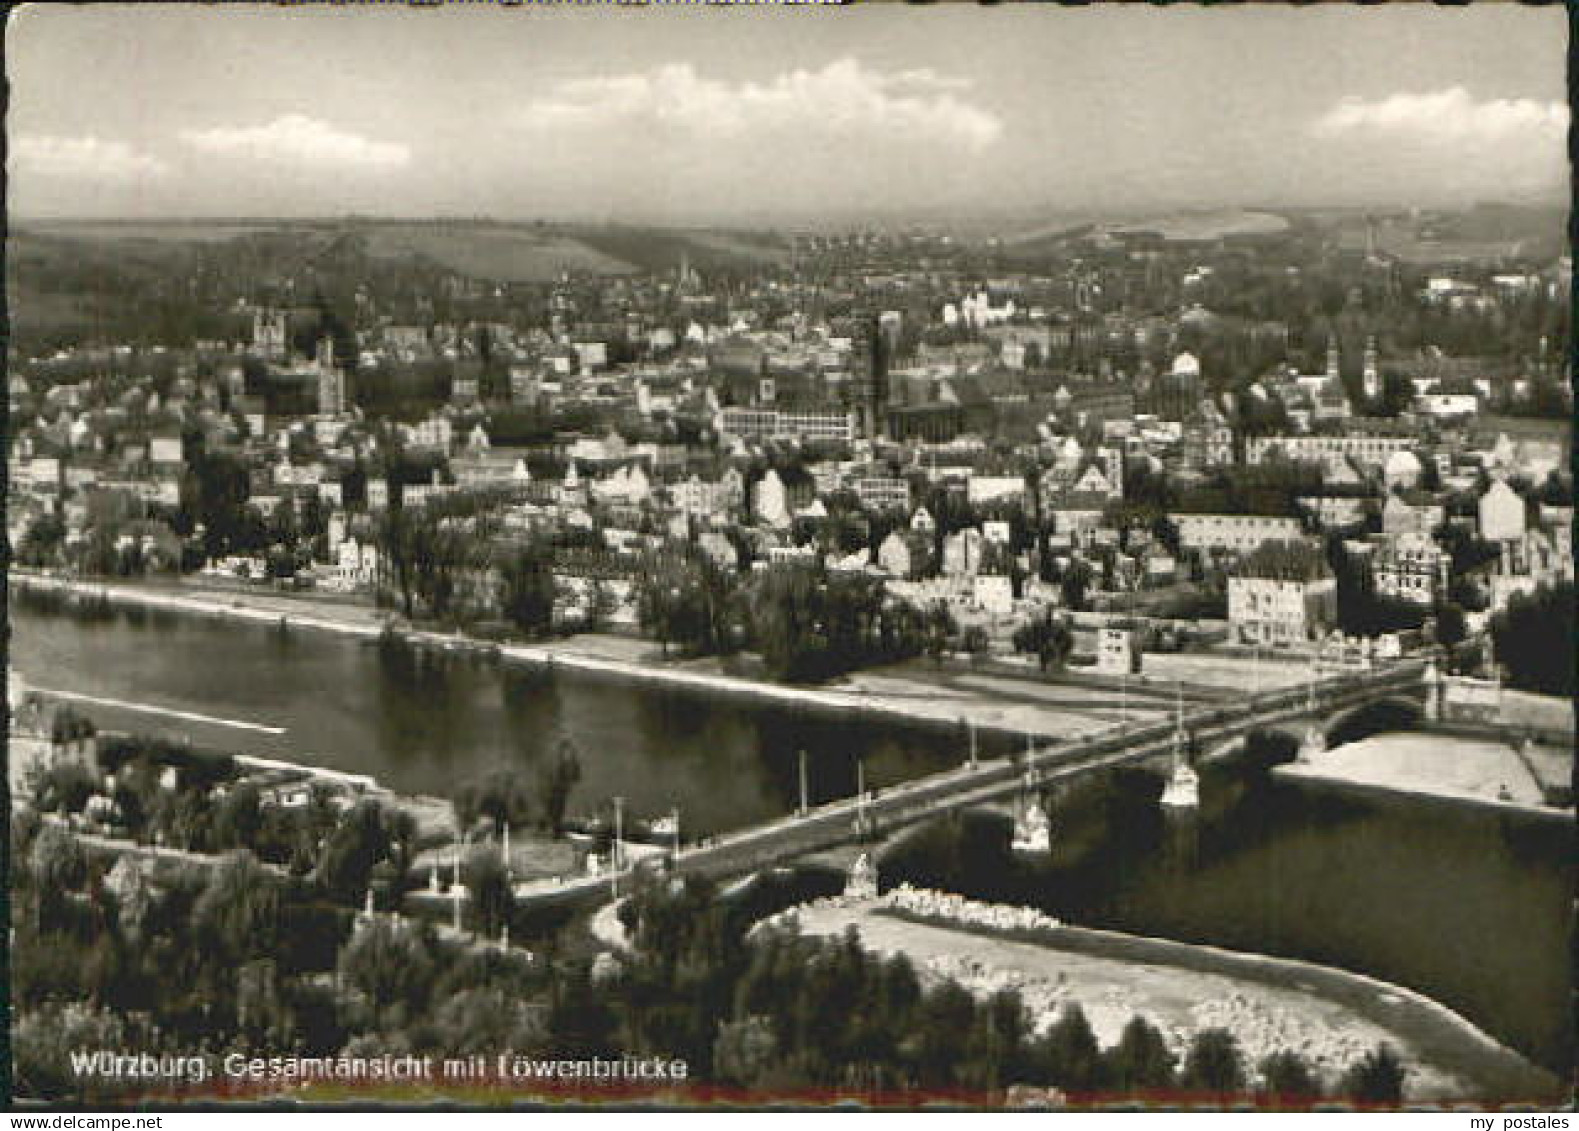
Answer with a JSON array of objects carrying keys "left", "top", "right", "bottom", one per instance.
[
  {"left": 452, "top": 829, "right": 465, "bottom": 933},
  {"left": 798, "top": 749, "right": 809, "bottom": 817},
  {"left": 611, "top": 795, "right": 624, "bottom": 900},
  {"left": 855, "top": 757, "right": 868, "bottom": 836}
]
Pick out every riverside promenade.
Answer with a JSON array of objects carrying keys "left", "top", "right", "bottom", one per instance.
[{"left": 8, "top": 570, "right": 1170, "bottom": 742}]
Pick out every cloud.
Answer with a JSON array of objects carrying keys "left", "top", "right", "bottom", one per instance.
[
  {"left": 179, "top": 114, "right": 410, "bottom": 170},
  {"left": 1310, "top": 87, "right": 1568, "bottom": 147},
  {"left": 13, "top": 135, "right": 170, "bottom": 182},
  {"left": 522, "top": 59, "right": 1003, "bottom": 152}
]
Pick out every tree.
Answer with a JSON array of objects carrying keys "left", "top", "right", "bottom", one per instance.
[
  {"left": 1341, "top": 1043, "right": 1406, "bottom": 1106},
  {"left": 961, "top": 987, "right": 1031, "bottom": 1093},
  {"left": 543, "top": 960, "right": 618, "bottom": 1059},
  {"left": 1036, "top": 1004, "right": 1104, "bottom": 1093},
  {"left": 1060, "top": 559, "right": 1093, "bottom": 612},
  {"left": 374, "top": 505, "right": 421, "bottom": 619},
  {"left": 1106, "top": 1015, "right": 1176, "bottom": 1095},
  {"left": 29, "top": 825, "right": 87, "bottom": 929},
  {"left": 464, "top": 845, "right": 513, "bottom": 935},
  {"left": 430, "top": 984, "right": 545, "bottom": 1058},
  {"left": 1258, "top": 1049, "right": 1321, "bottom": 1106},
  {"left": 33, "top": 760, "right": 98, "bottom": 815},
  {"left": 911, "top": 980, "right": 976, "bottom": 1088},
  {"left": 17, "top": 513, "right": 66, "bottom": 567},
  {"left": 924, "top": 600, "right": 958, "bottom": 667},
  {"left": 636, "top": 550, "right": 741, "bottom": 660},
  {"left": 317, "top": 801, "right": 394, "bottom": 903},
  {"left": 194, "top": 850, "right": 281, "bottom": 965},
  {"left": 499, "top": 541, "right": 557, "bottom": 637},
  {"left": 1013, "top": 610, "right": 1073, "bottom": 673},
  {"left": 1181, "top": 1028, "right": 1246, "bottom": 1096},
  {"left": 584, "top": 578, "right": 616, "bottom": 633},
  {"left": 1432, "top": 601, "right": 1468, "bottom": 655},
  {"left": 1490, "top": 582, "right": 1575, "bottom": 696},
  {"left": 454, "top": 769, "right": 534, "bottom": 836},
  {"left": 337, "top": 917, "right": 440, "bottom": 1019},
  {"left": 536, "top": 735, "right": 583, "bottom": 835},
  {"left": 49, "top": 706, "right": 96, "bottom": 749},
  {"left": 750, "top": 568, "right": 907, "bottom": 683},
  {"left": 212, "top": 781, "right": 263, "bottom": 851},
  {"left": 13, "top": 1003, "right": 127, "bottom": 1101},
  {"left": 713, "top": 1015, "right": 781, "bottom": 1090}
]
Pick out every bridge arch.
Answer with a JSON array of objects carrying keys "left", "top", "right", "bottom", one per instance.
[{"left": 1323, "top": 695, "right": 1425, "bottom": 748}]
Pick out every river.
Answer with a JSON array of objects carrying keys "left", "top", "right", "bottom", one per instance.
[
  {"left": 881, "top": 754, "right": 1573, "bottom": 1082},
  {"left": 12, "top": 599, "right": 1572, "bottom": 1083},
  {"left": 9, "top": 600, "right": 985, "bottom": 834}
]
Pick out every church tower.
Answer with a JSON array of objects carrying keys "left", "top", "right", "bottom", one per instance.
[
  {"left": 849, "top": 311, "right": 889, "bottom": 441},
  {"left": 316, "top": 336, "right": 345, "bottom": 416},
  {"left": 1325, "top": 336, "right": 1341, "bottom": 384},
  {"left": 253, "top": 307, "right": 287, "bottom": 361},
  {"left": 1362, "top": 336, "right": 1380, "bottom": 402}
]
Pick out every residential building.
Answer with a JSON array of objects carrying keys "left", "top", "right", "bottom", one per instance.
[
  {"left": 1175, "top": 513, "right": 1303, "bottom": 557},
  {"left": 1227, "top": 540, "right": 1338, "bottom": 647}
]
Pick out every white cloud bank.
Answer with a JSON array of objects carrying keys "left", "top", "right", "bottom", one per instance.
[
  {"left": 179, "top": 114, "right": 411, "bottom": 170},
  {"left": 522, "top": 59, "right": 1003, "bottom": 151},
  {"left": 13, "top": 135, "right": 170, "bottom": 182},
  {"left": 1311, "top": 87, "right": 1568, "bottom": 147}
]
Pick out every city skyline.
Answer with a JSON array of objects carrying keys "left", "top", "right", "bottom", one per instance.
[{"left": 7, "top": 3, "right": 1569, "bottom": 225}]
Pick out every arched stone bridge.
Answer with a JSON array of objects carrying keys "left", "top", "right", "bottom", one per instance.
[{"left": 513, "top": 660, "right": 1434, "bottom": 911}]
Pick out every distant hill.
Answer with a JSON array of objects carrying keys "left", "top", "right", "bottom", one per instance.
[
  {"left": 11, "top": 217, "right": 793, "bottom": 284},
  {"left": 1004, "top": 208, "right": 1292, "bottom": 250},
  {"left": 5, "top": 218, "right": 794, "bottom": 352},
  {"left": 1324, "top": 204, "right": 1567, "bottom": 264}
]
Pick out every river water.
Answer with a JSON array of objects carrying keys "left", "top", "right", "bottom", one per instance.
[
  {"left": 8, "top": 601, "right": 979, "bottom": 833},
  {"left": 11, "top": 599, "right": 1572, "bottom": 1081}
]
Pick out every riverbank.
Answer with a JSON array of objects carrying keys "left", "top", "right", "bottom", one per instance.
[
  {"left": 9, "top": 571, "right": 1169, "bottom": 744},
  {"left": 1276, "top": 730, "right": 1573, "bottom": 820},
  {"left": 774, "top": 891, "right": 1558, "bottom": 1103}
]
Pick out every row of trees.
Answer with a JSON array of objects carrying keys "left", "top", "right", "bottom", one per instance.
[
  {"left": 633, "top": 557, "right": 941, "bottom": 682},
  {"left": 11, "top": 799, "right": 1418, "bottom": 1106}
]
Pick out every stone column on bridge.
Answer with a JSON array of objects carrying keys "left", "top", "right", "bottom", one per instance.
[
  {"left": 844, "top": 852, "right": 878, "bottom": 901},
  {"left": 1423, "top": 657, "right": 1443, "bottom": 722},
  {"left": 1012, "top": 797, "right": 1053, "bottom": 856},
  {"left": 1298, "top": 723, "right": 1326, "bottom": 763}
]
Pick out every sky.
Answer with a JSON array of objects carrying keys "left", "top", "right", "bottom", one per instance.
[{"left": 6, "top": 3, "right": 1570, "bottom": 226}]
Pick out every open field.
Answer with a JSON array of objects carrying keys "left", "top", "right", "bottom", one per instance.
[
  {"left": 1106, "top": 209, "right": 1291, "bottom": 241},
  {"left": 361, "top": 223, "right": 640, "bottom": 281}
]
